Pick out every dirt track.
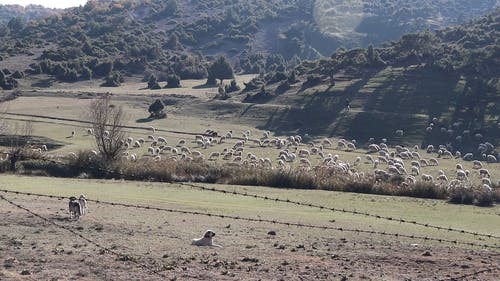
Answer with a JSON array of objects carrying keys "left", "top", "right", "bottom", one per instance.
[{"left": 1, "top": 195, "right": 498, "bottom": 281}]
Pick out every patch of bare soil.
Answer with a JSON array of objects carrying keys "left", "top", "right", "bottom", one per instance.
[{"left": 0, "top": 196, "right": 498, "bottom": 281}]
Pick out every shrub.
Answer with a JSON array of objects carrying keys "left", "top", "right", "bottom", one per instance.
[
  {"left": 224, "top": 79, "right": 240, "bottom": 93},
  {"left": 165, "top": 74, "right": 181, "bottom": 88}
]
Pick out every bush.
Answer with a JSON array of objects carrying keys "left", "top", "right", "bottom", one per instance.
[
  {"left": 102, "top": 71, "right": 124, "bottom": 87},
  {"left": 224, "top": 79, "right": 240, "bottom": 93},
  {"left": 165, "top": 74, "right": 181, "bottom": 88}
]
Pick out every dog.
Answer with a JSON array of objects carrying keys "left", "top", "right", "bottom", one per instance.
[
  {"left": 78, "top": 195, "right": 88, "bottom": 216},
  {"left": 68, "top": 197, "right": 81, "bottom": 220},
  {"left": 191, "top": 230, "right": 222, "bottom": 247}
]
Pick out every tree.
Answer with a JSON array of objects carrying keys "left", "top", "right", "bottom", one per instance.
[
  {"left": 8, "top": 120, "right": 33, "bottom": 172},
  {"left": 88, "top": 95, "right": 126, "bottom": 160},
  {"left": 165, "top": 74, "right": 181, "bottom": 88},
  {"left": 207, "top": 56, "right": 234, "bottom": 85},
  {"left": 148, "top": 99, "right": 167, "bottom": 119},
  {"left": 102, "top": 71, "right": 124, "bottom": 87},
  {"left": 147, "top": 74, "right": 161, "bottom": 89}
]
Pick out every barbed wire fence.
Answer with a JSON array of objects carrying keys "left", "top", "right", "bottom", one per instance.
[
  {"left": 0, "top": 188, "right": 498, "bottom": 251},
  {"left": 0, "top": 194, "right": 169, "bottom": 278},
  {"left": 438, "top": 267, "right": 499, "bottom": 281},
  {"left": 16, "top": 158, "right": 500, "bottom": 241}
]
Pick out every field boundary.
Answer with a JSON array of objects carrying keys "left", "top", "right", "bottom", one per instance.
[
  {"left": 18, "top": 157, "right": 500, "bottom": 240},
  {"left": 0, "top": 188, "right": 498, "bottom": 251}
]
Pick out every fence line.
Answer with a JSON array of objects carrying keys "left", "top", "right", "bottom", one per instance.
[
  {"left": 438, "top": 267, "right": 498, "bottom": 281},
  {"left": 177, "top": 182, "right": 500, "bottom": 240},
  {"left": 0, "top": 194, "right": 168, "bottom": 278},
  {"left": 16, "top": 158, "right": 500, "bottom": 241},
  {"left": 0, "top": 189, "right": 498, "bottom": 251}
]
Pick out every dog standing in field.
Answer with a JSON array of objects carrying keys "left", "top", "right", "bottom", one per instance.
[
  {"left": 68, "top": 196, "right": 81, "bottom": 220},
  {"left": 191, "top": 230, "right": 222, "bottom": 247},
  {"left": 78, "top": 195, "right": 88, "bottom": 216}
]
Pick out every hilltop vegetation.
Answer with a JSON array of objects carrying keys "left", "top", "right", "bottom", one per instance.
[
  {"left": 0, "top": 4, "right": 59, "bottom": 26},
  {"left": 0, "top": 0, "right": 497, "bottom": 85}
]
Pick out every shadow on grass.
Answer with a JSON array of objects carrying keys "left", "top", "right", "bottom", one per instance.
[{"left": 136, "top": 117, "right": 154, "bottom": 123}]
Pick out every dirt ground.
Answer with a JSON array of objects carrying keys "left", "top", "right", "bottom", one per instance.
[{"left": 0, "top": 195, "right": 498, "bottom": 281}]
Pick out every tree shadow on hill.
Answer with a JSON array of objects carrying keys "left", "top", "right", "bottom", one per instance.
[
  {"left": 31, "top": 79, "right": 55, "bottom": 88},
  {"left": 136, "top": 117, "right": 154, "bottom": 123},
  {"left": 257, "top": 73, "right": 374, "bottom": 136},
  {"left": 193, "top": 83, "right": 216, "bottom": 89}
]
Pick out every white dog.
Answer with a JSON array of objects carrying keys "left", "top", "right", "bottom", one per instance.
[
  {"left": 191, "top": 230, "right": 222, "bottom": 247},
  {"left": 78, "top": 195, "right": 88, "bottom": 216},
  {"left": 68, "top": 197, "right": 81, "bottom": 219}
]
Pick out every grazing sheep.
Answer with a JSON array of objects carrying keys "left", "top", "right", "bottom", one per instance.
[
  {"left": 104, "top": 130, "right": 110, "bottom": 137},
  {"left": 456, "top": 170, "right": 467, "bottom": 180},
  {"left": 368, "top": 144, "right": 380, "bottom": 152},
  {"left": 395, "top": 129, "right": 404, "bottom": 137},
  {"left": 426, "top": 145, "right": 435, "bottom": 153},
  {"left": 472, "top": 160, "right": 483, "bottom": 169},
  {"left": 209, "top": 152, "right": 220, "bottom": 160},
  {"left": 134, "top": 141, "right": 141, "bottom": 148},
  {"left": 171, "top": 148, "right": 179, "bottom": 155},
  {"left": 486, "top": 155, "right": 497, "bottom": 163},
  {"left": 149, "top": 126, "right": 156, "bottom": 133},
  {"left": 346, "top": 142, "right": 356, "bottom": 152},
  {"left": 463, "top": 153, "right": 474, "bottom": 161},
  {"left": 456, "top": 163, "right": 463, "bottom": 170},
  {"left": 147, "top": 135, "right": 156, "bottom": 141},
  {"left": 479, "top": 168, "right": 490, "bottom": 178},
  {"left": 429, "top": 158, "right": 439, "bottom": 166},
  {"left": 87, "top": 128, "right": 94, "bottom": 135},
  {"left": 481, "top": 178, "right": 491, "bottom": 186},
  {"left": 299, "top": 158, "right": 312, "bottom": 167},
  {"left": 323, "top": 138, "right": 333, "bottom": 147},
  {"left": 41, "top": 145, "right": 48, "bottom": 151},
  {"left": 436, "top": 174, "right": 448, "bottom": 182},
  {"left": 180, "top": 146, "right": 191, "bottom": 154},
  {"left": 421, "top": 174, "right": 434, "bottom": 182},
  {"left": 157, "top": 137, "right": 167, "bottom": 143},
  {"left": 177, "top": 139, "right": 186, "bottom": 147}
]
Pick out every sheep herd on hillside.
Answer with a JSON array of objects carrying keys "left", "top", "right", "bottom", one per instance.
[
  {"left": 68, "top": 123, "right": 498, "bottom": 193},
  {"left": 1, "top": 120, "right": 497, "bottom": 195}
]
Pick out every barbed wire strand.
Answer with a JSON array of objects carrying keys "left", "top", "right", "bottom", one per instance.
[
  {"left": 438, "top": 267, "right": 499, "bottom": 281},
  {"left": 0, "top": 189, "right": 498, "bottom": 251},
  {"left": 15, "top": 158, "right": 500, "bottom": 241},
  {"left": 176, "top": 182, "right": 500, "bottom": 240},
  {"left": 0, "top": 194, "right": 168, "bottom": 278}
]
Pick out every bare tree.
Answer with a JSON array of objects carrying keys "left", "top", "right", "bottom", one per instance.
[
  {"left": 8, "top": 120, "right": 33, "bottom": 171},
  {"left": 88, "top": 95, "right": 126, "bottom": 161}
]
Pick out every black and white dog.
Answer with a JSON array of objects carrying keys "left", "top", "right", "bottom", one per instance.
[
  {"left": 191, "top": 230, "right": 222, "bottom": 247},
  {"left": 68, "top": 196, "right": 81, "bottom": 220}
]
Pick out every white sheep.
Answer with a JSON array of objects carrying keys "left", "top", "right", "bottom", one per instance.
[
  {"left": 429, "top": 158, "right": 439, "bottom": 166},
  {"left": 486, "top": 155, "right": 497, "bottom": 163},
  {"left": 472, "top": 160, "right": 483, "bottom": 169},
  {"left": 479, "top": 168, "right": 490, "bottom": 178},
  {"left": 395, "top": 129, "right": 404, "bottom": 137}
]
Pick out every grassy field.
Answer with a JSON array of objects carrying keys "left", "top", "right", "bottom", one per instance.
[
  {"left": 0, "top": 175, "right": 499, "bottom": 280},
  {"left": 0, "top": 76, "right": 499, "bottom": 280}
]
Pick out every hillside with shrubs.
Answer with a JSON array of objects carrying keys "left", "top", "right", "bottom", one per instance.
[
  {"left": 241, "top": 8, "right": 499, "bottom": 147},
  {"left": 0, "top": 0, "right": 497, "bottom": 86}
]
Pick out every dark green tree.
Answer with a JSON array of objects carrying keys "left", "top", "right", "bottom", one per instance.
[
  {"left": 148, "top": 99, "right": 167, "bottom": 119},
  {"left": 147, "top": 74, "right": 161, "bottom": 89},
  {"left": 207, "top": 56, "right": 234, "bottom": 85},
  {"left": 165, "top": 74, "right": 181, "bottom": 88}
]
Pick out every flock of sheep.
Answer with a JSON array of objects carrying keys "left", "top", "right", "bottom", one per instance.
[{"left": 71, "top": 123, "right": 499, "bottom": 193}]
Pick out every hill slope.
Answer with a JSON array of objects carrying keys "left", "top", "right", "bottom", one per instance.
[
  {"left": 0, "top": 0, "right": 497, "bottom": 83},
  {"left": 239, "top": 8, "right": 500, "bottom": 149}
]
